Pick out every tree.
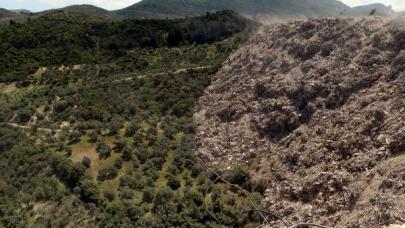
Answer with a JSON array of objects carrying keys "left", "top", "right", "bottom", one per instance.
[
  {"left": 98, "top": 166, "right": 118, "bottom": 181},
  {"left": 113, "top": 138, "right": 127, "bottom": 153},
  {"left": 142, "top": 187, "right": 155, "bottom": 203},
  {"left": 96, "top": 141, "right": 112, "bottom": 159},
  {"left": 79, "top": 177, "right": 100, "bottom": 203},
  {"left": 153, "top": 187, "right": 174, "bottom": 213},
  {"left": 50, "top": 155, "right": 85, "bottom": 188},
  {"left": 15, "top": 108, "right": 33, "bottom": 123}
]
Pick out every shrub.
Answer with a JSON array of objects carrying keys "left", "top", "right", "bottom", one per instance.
[
  {"left": 113, "top": 138, "right": 127, "bottom": 153},
  {"left": 127, "top": 205, "right": 144, "bottom": 221},
  {"left": 184, "top": 189, "right": 204, "bottom": 206},
  {"left": 79, "top": 177, "right": 100, "bottom": 203},
  {"left": 106, "top": 200, "right": 126, "bottom": 215},
  {"left": 167, "top": 175, "right": 181, "bottom": 190},
  {"left": 108, "top": 119, "right": 123, "bottom": 135},
  {"left": 81, "top": 156, "right": 91, "bottom": 168},
  {"left": 15, "top": 108, "right": 33, "bottom": 123},
  {"left": 252, "top": 179, "right": 267, "bottom": 195},
  {"left": 50, "top": 155, "right": 85, "bottom": 188},
  {"left": 114, "top": 158, "right": 123, "bottom": 169},
  {"left": 119, "top": 173, "right": 145, "bottom": 190},
  {"left": 125, "top": 121, "right": 139, "bottom": 137},
  {"left": 120, "top": 188, "right": 134, "bottom": 200},
  {"left": 65, "top": 147, "right": 72, "bottom": 157},
  {"left": 228, "top": 167, "right": 251, "bottom": 191},
  {"left": 67, "top": 130, "right": 81, "bottom": 144},
  {"left": 89, "top": 131, "right": 98, "bottom": 143},
  {"left": 103, "top": 189, "right": 115, "bottom": 201},
  {"left": 98, "top": 166, "right": 119, "bottom": 181},
  {"left": 142, "top": 187, "right": 155, "bottom": 203},
  {"left": 121, "top": 146, "right": 132, "bottom": 161},
  {"left": 153, "top": 187, "right": 174, "bottom": 212}
]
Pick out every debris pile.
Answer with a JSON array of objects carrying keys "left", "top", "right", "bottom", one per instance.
[{"left": 194, "top": 17, "right": 405, "bottom": 227}]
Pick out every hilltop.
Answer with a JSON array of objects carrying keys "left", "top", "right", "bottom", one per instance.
[
  {"left": 37, "top": 4, "right": 121, "bottom": 19},
  {"left": 194, "top": 17, "right": 405, "bottom": 227}
]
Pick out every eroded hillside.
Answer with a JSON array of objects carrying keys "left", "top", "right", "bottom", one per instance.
[{"left": 194, "top": 17, "right": 405, "bottom": 227}]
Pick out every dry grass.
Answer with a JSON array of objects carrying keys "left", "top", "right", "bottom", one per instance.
[
  {"left": 0, "top": 82, "right": 17, "bottom": 94},
  {"left": 70, "top": 135, "right": 119, "bottom": 178},
  {"left": 99, "top": 160, "right": 129, "bottom": 197},
  {"left": 155, "top": 150, "right": 175, "bottom": 188}
]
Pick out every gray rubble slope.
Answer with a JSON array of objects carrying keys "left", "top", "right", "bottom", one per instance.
[{"left": 194, "top": 17, "right": 405, "bottom": 227}]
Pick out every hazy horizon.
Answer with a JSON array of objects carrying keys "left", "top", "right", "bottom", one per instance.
[{"left": 0, "top": 0, "right": 404, "bottom": 12}]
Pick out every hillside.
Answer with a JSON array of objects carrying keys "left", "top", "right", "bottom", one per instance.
[
  {"left": 1, "top": 0, "right": 397, "bottom": 25},
  {"left": 342, "top": 3, "right": 396, "bottom": 16},
  {"left": 0, "top": 11, "right": 266, "bottom": 227},
  {"left": 0, "top": 8, "right": 15, "bottom": 17},
  {"left": 194, "top": 17, "right": 405, "bottom": 227},
  {"left": 115, "top": 0, "right": 350, "bottom": 21},
  {"left": 0, "top": 8, "right": 30, "bottom": 25},
  {"left": 0, "top": 10, "right": 257, "bottom": 82}
]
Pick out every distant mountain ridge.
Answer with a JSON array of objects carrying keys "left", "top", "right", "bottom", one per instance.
[
  {"left": 342, "top": 3, "right": 396, "bottom": 16},
  {"left": 1, "top": 0, "right": 399, "bottom": 25}
]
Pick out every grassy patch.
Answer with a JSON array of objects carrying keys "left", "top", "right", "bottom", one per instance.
[
  {"left": 155, "top": 149, "right": 175, "bottom": 188},
  {"left": 70, "top": 135, "right": 120, "bottom": 178}
]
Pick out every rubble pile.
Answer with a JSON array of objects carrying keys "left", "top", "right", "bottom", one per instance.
[{"left": 194, "top": 17, "right": 405, "bottom": 227}]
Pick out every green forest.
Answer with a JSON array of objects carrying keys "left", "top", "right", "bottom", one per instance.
[
  {"left": 0, "top": 10, "right": 264, "bottom": 227},
  {"left": 0, "top": 10, "right": 256, "bottom": 82}
]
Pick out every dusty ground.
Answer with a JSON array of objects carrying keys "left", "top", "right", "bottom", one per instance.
[{"left": 194, "top": 17, "right": 405, "bottom": 227}]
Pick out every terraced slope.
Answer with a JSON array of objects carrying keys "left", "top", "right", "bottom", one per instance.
[{"left": 194, "top": 17, "right": 405, "bottom": 227}]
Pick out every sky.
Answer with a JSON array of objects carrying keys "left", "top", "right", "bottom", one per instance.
[{"left": 0, "top": 0, "right": 404, "bottom": 12}]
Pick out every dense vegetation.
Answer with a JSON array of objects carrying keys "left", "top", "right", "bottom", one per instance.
[
  {"left": 0, "top": 10, "right": 256, "bottom": 82},
  {"left": 0, "top": 11, "right": 264, "bottom": 227}
]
